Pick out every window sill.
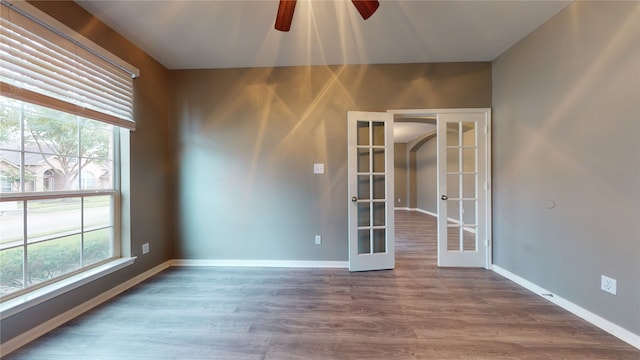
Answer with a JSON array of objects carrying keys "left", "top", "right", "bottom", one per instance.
[{"left": 0, "top": 257, "right": 136, "bottom": 320}]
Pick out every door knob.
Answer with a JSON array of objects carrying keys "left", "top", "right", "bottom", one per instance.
[
  {"left": 351, "top": 196, "right": 358, "bottom": 202},
  {"left": 441, "top": 194, "right": 448, "bottom": 200}
]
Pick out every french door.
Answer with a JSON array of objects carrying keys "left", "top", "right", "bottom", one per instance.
[
  {"left": 437, "top": 111, "right": 489, "bottom": 267},
  {"left": 347, "top": 111, "right": 394, "bottom": 272}
]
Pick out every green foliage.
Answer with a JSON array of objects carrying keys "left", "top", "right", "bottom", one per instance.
[
  {"left": 0, "top": 100, "right": 20, "bottom": 143},
  {"left": 0, "top": 168, "right": 36, "bottom": 185},
  {"left": 0, "top": 231, "right": 111, "bottom": 295},
  {"left": 0, "top": 247, "right": 23, "bottom": 289},
  {"left": 26, "top": 115, "right": 110, "bottom": 189},
  {"left": 1, "top": 95, "right": 113, "bottom": 190}
]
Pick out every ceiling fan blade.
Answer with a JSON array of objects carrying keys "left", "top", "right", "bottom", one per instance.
[
  {"left": 275, "top": 0, "right": 297, "bottom": 32},
  {"left": 351, "top": 0, "right": 379, "bottom": 20}
]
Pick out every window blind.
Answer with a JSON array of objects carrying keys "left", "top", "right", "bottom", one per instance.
[{"left": 0, "top": 1, "right": 138, "bottom": 130}]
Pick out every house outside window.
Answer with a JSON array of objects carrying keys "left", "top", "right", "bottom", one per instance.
[
  {"left": 0, "top": 170, "right": 13, "bottom": 193},
  {"left": 81, "top": 171, "right": 96, "bottom": 190},
  {"left": 43, "top": 169, "right": 54, "bottom": 191}
]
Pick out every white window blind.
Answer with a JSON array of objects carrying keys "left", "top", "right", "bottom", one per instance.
[{"left": 0, "top": 1, "right": 138, "bottom": 130}]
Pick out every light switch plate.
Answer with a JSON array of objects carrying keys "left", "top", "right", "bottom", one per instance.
[{"left": 313, "top": 163, "right": 325, "bottom": 174}]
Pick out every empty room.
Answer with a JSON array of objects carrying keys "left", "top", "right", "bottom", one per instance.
[{"left": 0, "top": 0, "right": 639, "bottom": 359}]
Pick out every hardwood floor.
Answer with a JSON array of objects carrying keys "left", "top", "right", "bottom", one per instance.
[{"left": 4, "top": 210, "right": 638, "bottom": 359}]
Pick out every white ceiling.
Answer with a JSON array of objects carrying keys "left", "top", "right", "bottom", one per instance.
[{"left": 76, "top": 0, "right": 571, "bottom": 70}]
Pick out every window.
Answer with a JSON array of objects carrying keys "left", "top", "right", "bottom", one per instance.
[
  {"left": 42, "top": 169, "right": 54, "bottom": 190},
  {"left": 0, "top": 97, "right": 117, "bottom": 296},
  {"left": 0, "top": 1, "right": 138, "bottom": 300},
  {"left": 81, "top": 171, "right": 95, "bottom": 190}
]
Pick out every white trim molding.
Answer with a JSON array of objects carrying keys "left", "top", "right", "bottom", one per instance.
[
  {"left": 0, "top": 257, "right": 136, "bottom": 320},
  {"left": 492, "top": 265, "right": 640, "bottom": 350},
  {"left": 172, "top": 259, "right": 349, "bottom": 268}
]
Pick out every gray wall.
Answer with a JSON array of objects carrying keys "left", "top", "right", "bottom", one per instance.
[
  {"left": 1, "top": 1, "right": 173, "bottom": 344},
  {"left": 394, "top": 143, "right": 408, "bottom": 208},
  {"left": 492, "top": 1, "right": 640, "bottom": 334},
  {"left": 170, "top": 63, "right": 491, "bottom": 261},
  {"left": 416, "top": 137, "right": 437, "bottom": 214}
]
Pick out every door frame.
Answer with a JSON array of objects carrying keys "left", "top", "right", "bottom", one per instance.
[{"left": 388, "top": 108, "right": 492, "bottom": 268}]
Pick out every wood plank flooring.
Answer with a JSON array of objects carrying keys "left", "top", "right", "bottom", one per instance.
[{"left": 4, "top": 210, "right": 639, "bottom": 359}]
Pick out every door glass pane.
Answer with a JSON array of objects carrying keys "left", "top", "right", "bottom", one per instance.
[
  {"left": 372, "top": 122, "right": 385, "bottom": 146},
  {"left": 358, "top": 229, "right": 371, "bottom": 254},
  {"left": 357, "top": 175, "right": 370, "bottom": 200},
  {"left": 372, "top": 202, "right": 385, "bottom": 226},
  {"left": 372, "top": 149, "right": 385, "bottom": 173},
  {"left": 372, "top": 175, "right": 385, "bottom": 199},
  {"left": 462, "top": 148, "right": 476, "bottom": 172},
  {"left": 462, "top": 122, "right": 476, "bottom": 147},
  {"left": 357, "top": 121, "right": 369, "bottom": 146},
  {"left": 447, "top": 148, "right": 459, "bottom": 172},
  {"left": 463, "top": 200, "right": 476, "bottom": 226},
  {"left": 462, "top": 174, "right": 476, "bottom": 199},
  {"left": 447, "top": 123, "right": 460, "bottom": 147},
  {"left": 447, "top": 199, "right": 460, "bottom": 223},
  {"left": 357, "top": 149, "right": 370, "bottom": 172},
  {"left": 373, "top": 229, "right": 385, "bottom": 253},
  {"left": 358, "top": 202, "right": 370, "bottom": 227},
  {"left": 447, "top": 225, "right": 461, "bottom": 251},
  {"left": 447, "top": 174, "right": 459, "bottom": 199},
  {"left": 463, "top": 227, "right": 477, "bottom": 252}
]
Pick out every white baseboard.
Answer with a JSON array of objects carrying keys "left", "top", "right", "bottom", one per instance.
[
  {"left": 394, "top": 207, "right": 411, "bottom": 211},
  {"left": 172, "top": 259, "right": 349, "bottom": 268},
  {"left": 1, "top": 260, "right": 172, "bottom": 357},
  {"left": 11, "top": 259, "right": 636, "bottom": 355},
  {"left": 492, "top": 265, "right": 640, "bottom": 350}
]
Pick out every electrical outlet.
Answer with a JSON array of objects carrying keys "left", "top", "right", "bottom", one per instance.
[
  {"left": 601, "top": 275, "right": 616, "bottom": 295},
  {"left": 315, "top": 235, "right": 321, "bottom": 245},
  {"left": 142, "top": 242, "right": 150, "bottom": 255}
]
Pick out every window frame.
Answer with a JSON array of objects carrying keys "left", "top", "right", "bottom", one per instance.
[
  {"left": 0, "top": 101, "right": 122, "bottom": 300},
  {"left": 0, "top": 0, "right": 137, "bottom": 312}
]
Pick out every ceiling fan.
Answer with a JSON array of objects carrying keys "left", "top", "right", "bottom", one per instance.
[{"left": 275, "top": 0, "right": 380, "bottom": 32}]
